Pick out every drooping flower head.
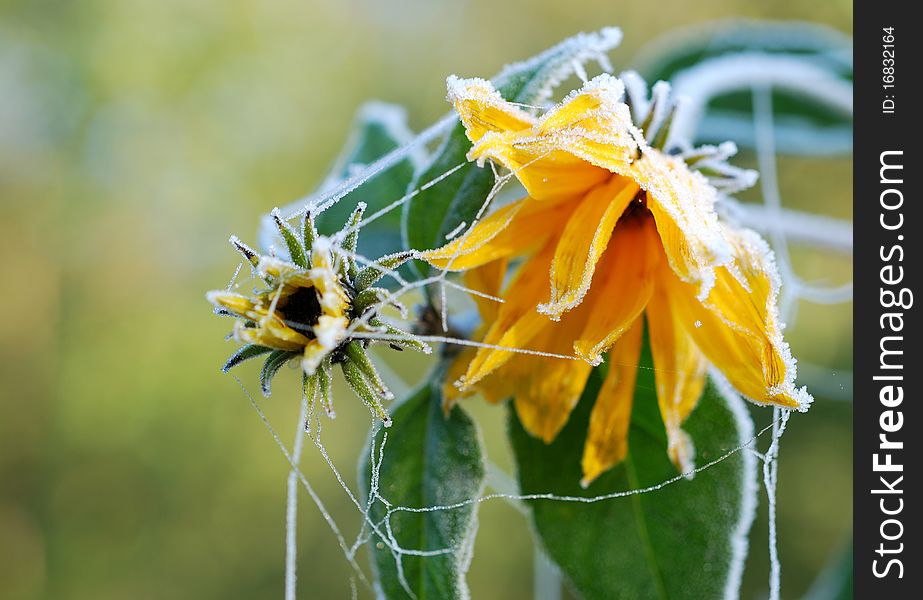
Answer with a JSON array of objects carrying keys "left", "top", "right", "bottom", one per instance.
[
  {"left": 208, "top": 205, "right": 427, "bottom": 425},
  {"left": 423, "top": 72, "right": 811, "bottom": 485}
]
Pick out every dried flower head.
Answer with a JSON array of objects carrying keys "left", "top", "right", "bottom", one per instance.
[{"left": 207, "top": 204, "right": 427, "bottom": 426}]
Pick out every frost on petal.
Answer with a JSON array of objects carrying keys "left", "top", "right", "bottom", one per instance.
[
  {"left": 314, "top": 315, "right": 349, "bottom": 350},
  {"left": 450, "top": 75, "right": 639, "bottom": 202},
  {"left": 532, "top": 74, "right": 639, "bottom": 174},
  {"left": 658, "top": 228, "right": 812, "bottom": 411},
  {"left": 633, "top": 149, "right": 733, "bottom": 298},
  {"left": 447, "top": 75, "right": 537, "bottom": 142}
]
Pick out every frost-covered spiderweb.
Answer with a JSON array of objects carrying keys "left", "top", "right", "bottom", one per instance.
[{"left": 225, "top": 29, "right": 852, "bottom": 600}]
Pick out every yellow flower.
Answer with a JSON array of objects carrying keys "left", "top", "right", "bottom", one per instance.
[
  {"left": 424, "top": 74, "right": 811, "bottom": 485},
  {"left": 208, "top": 205, "right": 425, "bottom": 424}
]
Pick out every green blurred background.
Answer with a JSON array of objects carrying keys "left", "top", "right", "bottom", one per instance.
[{"left": 1, "top": 0, "right": 851, "bottom": 598}]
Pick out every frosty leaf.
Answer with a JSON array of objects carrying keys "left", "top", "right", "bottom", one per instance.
[
  {"left": 259, "top": 102, "right": 420, "bottom": 259},
  {"left": 508, "top": 337, "right": 757, "bottom": 600},
  {"left": 637, "top": 20, "right": 852, "bottom": 155},
  {"left": 403, "top": 27, "right": 623, "bottom": 277},
  {"left": 359, "top": 372, "right": 485, "bottom": 600},
  {"left": 222, "top": 344, "right": 274, "bottom": 373},
  {"left": 259, "top": 350, "right": 298, "bottom": 397}
]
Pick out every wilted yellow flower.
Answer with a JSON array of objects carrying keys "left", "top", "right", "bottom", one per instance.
[
  {"left": 208, "top": 205, "right": 425, "bottom": 425},
  {"left": 424, "top": 74, "right": 811, "bottom": 485}
]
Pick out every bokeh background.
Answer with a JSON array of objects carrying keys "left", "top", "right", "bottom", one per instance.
[{"left": 1, "top": 0, "right": 852, "bottom": 598}]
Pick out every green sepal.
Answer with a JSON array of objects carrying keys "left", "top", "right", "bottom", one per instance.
[
  {"left": 354, "top": 250, "right": 415, "bottom": 292},
  {"left": 368, "top": 318, "right": 431, "bottom": 354},
  {"left": 302, "top": 210, "right": 317, "bottom": 251},
  {"left": 340, "top": 202, "right": 366, "bottom": 281},
  {"left": 260, "top": 350, "right": 298, "bottom": 397},
  {"left": 272, "top": 208, "right": 307, "bottom": 268},
  {"left": 353, "top": 287, "right": 388, "bottom": 316},
  {"left": 345, "top": 341, "right": 392, "bottom": 400},
  {"left": 230, "top": 235, "right": 261, "bottom": 269},
  {"left": 316, "top": 359, "right": 335, "bottom": 418},
  {"left": 341, "top": 357, "right": 391, "bottom": 426},
  {"left": 222, "top": 344, "right": 274, "bottom": 373}
]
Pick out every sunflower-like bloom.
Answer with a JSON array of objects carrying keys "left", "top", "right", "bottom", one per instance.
[
  {"left": 423, "top": 73, "right": 811, "bottom": 485},
  {"left": 208, "top": 205, "right": 426, "bottom": 425}
]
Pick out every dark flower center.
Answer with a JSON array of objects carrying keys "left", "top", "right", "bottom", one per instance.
[{"left": 279, "top": 286, "right": 322, "bottom": 337}]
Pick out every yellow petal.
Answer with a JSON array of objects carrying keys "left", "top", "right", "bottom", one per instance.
[
  {"left": 422, "top": 196, "right": 572, "bottom": 271},
  {"left": 633, "top": 149, "right": 733, "bottom": 297},
  {"left": 302, "top": 339, "right": 333, "bottom": 375},
  {"left": 645, "top": 284, "right": 707, "bottom": 475},
  {"left": 539, "top": 176, "right": 638, "bottom": 319},
  {"left": 234, "top": 318, "right": 310, "bottom": 352},
  {"left": 461, "top": 241, "right": 556, "bottom": 387},
  {"left": 463, "top": 258, "right": 508, "bottom": 322},
  {"left": 452, "top": 75, "right": 638, "bottom": 202},
  {"left": 658, "top": 229, "right": 811, "bottom": 410},
  {"left": 443, "top": 333, "right": 518, "bottom": 411},
  {"left": 207, "top": 290, "right": 261, "bottom": 320},
  {"left": 447, "top": 75, "right": 537, "bottom": 142},
  {"left": 534, "top": 75, "right": 639, "bottom": 172},
  {"left": 473, "top": 133, "right": 612, "bottom": 201},
  {"left": 580, "top": 317, "right": 643, "bottom": 487},
  {"left": 573, "top": 213, "right": 660, "bottom": 365},
  {"left": 511, "top": 310, "right": 594, "bottom": 443}
]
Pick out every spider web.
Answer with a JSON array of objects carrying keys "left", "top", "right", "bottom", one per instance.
[{"left": 223, "top": 58, "right": 852, "bottom": 600}]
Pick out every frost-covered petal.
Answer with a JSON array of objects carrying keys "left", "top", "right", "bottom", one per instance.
[
  {"left": 422, "top": 195, "right": 572, "bottom": 271},
  {"left": 658, "top": 230, "right": 811, "bottom": 411},
  {"left": 632, "top": 150, "right": 733, "bottom": 298},
  {"left": 449, "top": 75, "right": 638, "bottom": 202},
  {"left": 469, "top": 131, "right": 610, "bottom": 201},
  {"left": 580, "top": 318, "right": 643, "bottom": 487},
  {"left": 314, "top": 314, "right": 349, "bottom": 350},
  {"left": 645, "top": 284, "right": 708, "bottom": 475},
  {"left": 233, "top": 318, "right": 311, "bottom": 352},
  {"left": 533, "top": 74, "right": 639, "bottom": 171},
  {"left": 572, "top": 214, "right": 660, "bottom": 365},
  {"left": 447, "top": 75, "right": 537, "bottom": 140},
  {"left": 539, "top": 176, "right": 638, "bottom": 319}
]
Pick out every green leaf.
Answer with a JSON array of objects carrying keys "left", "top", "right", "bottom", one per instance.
[
  {"left": 403, "top": 28, "right": 623, "bottom": 277},
  {"left": 359, "top": 372, "right": 486, "bottom": 599},
  {"left": 636, "top": 20, "right": 852, "bottom": 155},
  {"left": 508, "top": 337, "right": 757, "bottom": 600},
  {"left": 314, "top": 103, "right": 419, "bottom": 259}
]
